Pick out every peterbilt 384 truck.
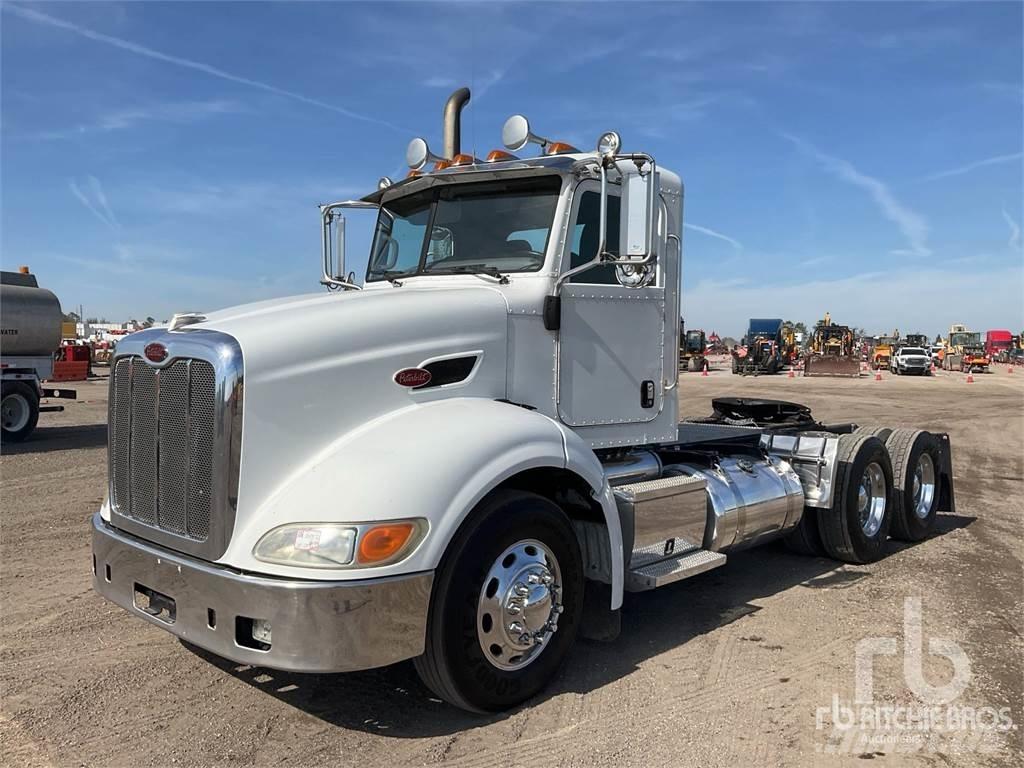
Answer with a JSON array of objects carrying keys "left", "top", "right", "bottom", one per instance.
[{"left": 92, "top": 89, "right": 955, "bottom": 713}]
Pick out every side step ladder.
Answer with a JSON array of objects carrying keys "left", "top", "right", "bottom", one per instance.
[{"left": 626, "top": 546, "right": 727, "bottom": 591}]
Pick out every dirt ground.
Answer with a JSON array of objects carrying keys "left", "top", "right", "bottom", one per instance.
[{"left": 2, "top": 362, "right": 1022, "bottom": 768}]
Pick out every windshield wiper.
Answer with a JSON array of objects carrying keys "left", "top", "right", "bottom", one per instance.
[
  {"left": 374, "top": 269, "right": 409, "bottom": 286},
  {"left": 428, "top": 264, "right": 509, "bottom": 284}
]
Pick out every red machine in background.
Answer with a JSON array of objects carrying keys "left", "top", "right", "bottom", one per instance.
[{"left": 51, "top": 341, "right": 92, "bottom": 382}]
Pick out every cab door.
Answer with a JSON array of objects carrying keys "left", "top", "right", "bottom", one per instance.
[{"left": 556, "top": 186, "right": 666, "bottom": 429}]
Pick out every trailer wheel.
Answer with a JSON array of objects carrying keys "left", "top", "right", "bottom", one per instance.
[
  {"left": 414, "top": 489, "right": 584, "bottom": 712},
  {"left": 885, "top": 429, "right": 941, "bottom": 541},
  {"left": 818, "top": 434, "right": 894, "bottom": 563},
  {"left": 1, "top": 382, "right": 39, "bottom": 443}
]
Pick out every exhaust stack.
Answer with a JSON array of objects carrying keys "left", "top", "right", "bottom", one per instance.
[{"left": 443, "top": 87, "right": 471, "bottom": 159}]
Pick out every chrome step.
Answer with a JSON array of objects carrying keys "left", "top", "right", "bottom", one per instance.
[{"left": 625, "top": 547, "right": 727, "bottom": 592}]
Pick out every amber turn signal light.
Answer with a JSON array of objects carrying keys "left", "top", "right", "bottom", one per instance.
[{"left": 357, "top": 523, "right": 417, "bottom": 564}]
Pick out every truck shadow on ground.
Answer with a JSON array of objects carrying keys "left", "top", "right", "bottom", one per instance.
[
  {"left": 2, "top": 423, "right": 107, "bottom": 455},
  {"left": 186, "top": 513, "right": 975, "bottom": 737}
]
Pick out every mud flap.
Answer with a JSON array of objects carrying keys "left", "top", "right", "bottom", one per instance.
[
  {"left": 580, "top": 581, "right": 620, "bottom": 642},
  {"left": 932, "top": 432, "right": 956, "bottom": 513}
]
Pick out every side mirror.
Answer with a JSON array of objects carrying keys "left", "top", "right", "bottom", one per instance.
[
  {"left": 320, "top": 200, "right": 378, "bottom": 290},
  {"left": 619, "top": 163, "right": 657, "bottom": 260}
]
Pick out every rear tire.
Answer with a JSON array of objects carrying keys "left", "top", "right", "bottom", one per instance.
[
  {"left": 886, "top": 429, "right": 941, "bottom": 541},
  {"left": 818, "top": 434, "right": 894, "bottom": 563},
  {"left": 414, "top": 490, "right": 584, "bottom": 712},
  {"left": 784, "top": 508, "right": 826, "bottom": 556},
  {"left": 856, "top": 425, "right": 893, "bottom": 442},
  {"left": 1, "top": 382, "right": 39, "bottom": 443}
]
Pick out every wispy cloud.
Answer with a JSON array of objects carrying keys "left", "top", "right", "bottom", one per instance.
[
  {"left": 4, "top": 4, "right": 406, "bottom": 132},
  {"left": 800, "top": 255, "right": 833, "bottom": 267},
  {"left": 1003, "top": 206, "right": 1022, "bottom": 250},
  {"left": 684, "top": 223, "right": 743, "bottom": 251},
  {"left": 423, "top": 76, "right": 457, "bottom": 89},
  {"left": 34, "top": 99, "right": 243, "bottom": 141},
  {"left": 70, "top": 176, "right": 121, "bottom": 233},
  {"left": 921, "top": 152, "right": 1023, "bottom": 182},
  {"left": 784, "top": 133, "right": 930, "bottom": 257}
]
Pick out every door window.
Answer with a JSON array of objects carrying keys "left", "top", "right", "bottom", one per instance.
[{"left": 568, "top": 191, "right": 620, "bottom": 284}]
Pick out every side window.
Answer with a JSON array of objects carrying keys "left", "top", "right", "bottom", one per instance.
[
  {"left": 568, "top": 191, "right": 620, "bottom": 284},
  {"left": 368, "top": 192, "right": 431, "bottom": 277}
]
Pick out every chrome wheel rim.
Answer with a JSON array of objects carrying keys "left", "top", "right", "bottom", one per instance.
[
  {"left": 912, "top": 453, "right": 936, "bottom": 519},
  {"left": 858, "top": 461, "right": 887, "bottom": 537},
  {"left": 476, "top": 539, "right": 563, "bottom": 671},
  {"left": 1, "top": 393, "right": 30, "bottom": 433}
]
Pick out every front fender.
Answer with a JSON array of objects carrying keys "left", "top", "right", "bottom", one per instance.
[{"left": 221, "top": 398, "right": 618, "bottom": 586}]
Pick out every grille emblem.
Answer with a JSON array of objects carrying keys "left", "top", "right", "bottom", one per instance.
[
  {"left": 394, "top": 367, "right": 432, "bottom": 388},
  {"left": 144, "top": 343, "right": 168, "bottom": 363}
]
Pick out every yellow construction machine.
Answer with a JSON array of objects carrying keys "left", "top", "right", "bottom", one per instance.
[
  {"left": 871, "top": 331, "right": 899, "bottom": 370},
  {"left": 804, "top": 313, "right": 860, "bottom": 377}
]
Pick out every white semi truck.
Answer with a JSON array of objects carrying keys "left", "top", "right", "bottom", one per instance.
[{"left": 92, "top": 89, "right": 955, "bottom": 713}]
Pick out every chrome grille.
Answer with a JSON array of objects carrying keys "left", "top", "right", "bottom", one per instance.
[{"left": 110, "top": 356, "right": 218, "bottom": 541}]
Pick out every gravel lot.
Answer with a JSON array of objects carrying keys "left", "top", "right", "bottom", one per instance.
[{"left": 2, "top": 363, "right": 1022, "bottom": 767}]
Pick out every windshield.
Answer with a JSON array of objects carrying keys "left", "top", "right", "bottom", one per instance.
[
  {"left": 366, "top": 176, "right": 562, "bottom": 282},
  {"left": 901, "top": 348, "right": 926, "bottom": 356}
]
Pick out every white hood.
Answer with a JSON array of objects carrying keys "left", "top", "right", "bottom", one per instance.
[{"left": 195, "top": 285, "right": 511, "bottom": 519}]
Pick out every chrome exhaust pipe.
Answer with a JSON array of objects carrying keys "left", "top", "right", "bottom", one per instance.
[{"left": 443, "top": 87, "right": 471, "bottom": 159}]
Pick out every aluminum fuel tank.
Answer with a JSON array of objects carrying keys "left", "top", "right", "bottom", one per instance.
[{"left": 664, "top": 456, "right": 804, "bottom": 552}]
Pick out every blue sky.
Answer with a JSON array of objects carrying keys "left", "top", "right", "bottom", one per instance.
[{"left": 3, "top": 1, "right": 1022, "bottom": 337}]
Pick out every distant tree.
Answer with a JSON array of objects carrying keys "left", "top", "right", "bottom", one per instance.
[
  {"left": 783, "top": 320, "right": 808, "bottom": 336},
  {"left": 935, "top": 333, "right": 943, "bottom": 344},
  {"left": 63, "top": 311, "right": 80, "bottom": 323}
]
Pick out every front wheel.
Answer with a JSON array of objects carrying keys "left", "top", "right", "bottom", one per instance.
[{"left": 414, "top": 490, "right": 584, "bottom": 712}]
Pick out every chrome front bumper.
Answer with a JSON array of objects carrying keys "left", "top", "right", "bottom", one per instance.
[{"left": 91, "top": 513, "right": 433, "bottom": 673}]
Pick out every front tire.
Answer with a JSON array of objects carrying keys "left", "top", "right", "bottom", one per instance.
[
  {"left": 1, "top": 382, "right": 40, "bottom": 443},
  {"left": 818, "top": 434, "right": 894, "bottom": 563},
  {"left": 414, "top": 490, "right": 584, "bottom": 712},
  {"left": 886, "top": 429, "right": 941, "bottom": 541}
]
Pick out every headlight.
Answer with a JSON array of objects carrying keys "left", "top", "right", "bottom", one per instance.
[
  {"left": 254, "top": 524, "right": 356, "bottom": 568},
  {"left": 253, "top": 519, "right": 425, "bottom": 569}
]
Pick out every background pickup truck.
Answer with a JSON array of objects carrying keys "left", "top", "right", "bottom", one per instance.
[{"left": 891, "top": 347, "right": 932, "bottom": 375}]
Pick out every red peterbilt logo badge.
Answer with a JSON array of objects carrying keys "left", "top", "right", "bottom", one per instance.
[
  {"left": 144, "top": 343, "right": 168, "bottom": 363},
  {"left": 394, "top": 368, "right": 431, "bottom": 388}
]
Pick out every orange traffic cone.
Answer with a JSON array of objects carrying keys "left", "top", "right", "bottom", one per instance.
[
  {"left": 701, "top": 360, "right": 709, "bottom": 377},
  {"left": 1008, "top": 366, "right": 1014, "bottom": 375},
  {"left": 966, "top": 372, "right": 974, "bottom": 383},
  {"left": 788, "top": 365, "right": 795, "bottom": 378}
]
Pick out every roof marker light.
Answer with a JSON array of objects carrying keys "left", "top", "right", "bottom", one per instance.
[
  {"left": 545, "top": 141, "right": 579, "bottom": 156},
  {"left": 450, "top": 153, "right": 480, "bottom": 167},
  {"left": 486, "top": 149, "right": 518, "bottom": 162}
]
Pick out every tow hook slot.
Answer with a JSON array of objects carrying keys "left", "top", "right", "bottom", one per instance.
[{"left": 133, "top": 583, "right": 177, "bottom": 624}]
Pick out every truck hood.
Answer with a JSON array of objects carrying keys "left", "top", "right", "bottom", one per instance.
[{"left": 193, "top": 285, "right": 511, "bottom": 517}]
